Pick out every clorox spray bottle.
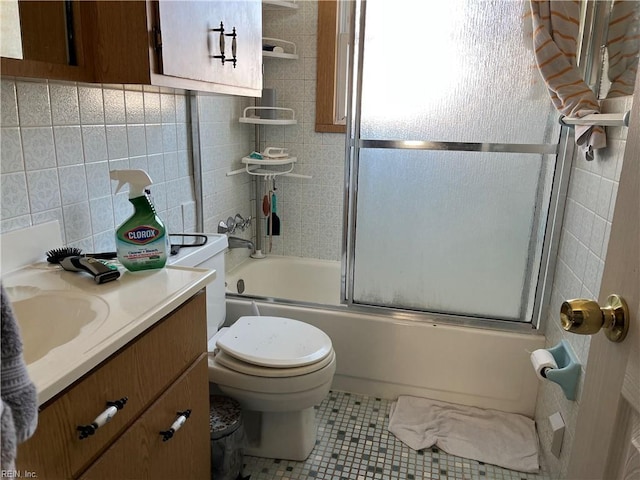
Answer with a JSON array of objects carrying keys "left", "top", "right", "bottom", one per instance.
[{"left": 110, "top": 169, "right": 169, "bottom": 271}]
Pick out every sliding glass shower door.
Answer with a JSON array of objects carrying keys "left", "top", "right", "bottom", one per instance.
[{"left": 345, "top": 0, "right": 568, "bottom": 324}]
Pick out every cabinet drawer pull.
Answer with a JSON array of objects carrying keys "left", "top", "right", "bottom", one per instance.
[
  {"left": 225, "top": 27, "right": 237, "bottom": 68},
  {"left": 159, "top": 409, "right": 191, "bottom": 442},
  {"left": 77, "top": 397, "right": 128, "bottom": 440},
  {"left": 209, "top": 22, "right": 226, "bottom": 64}
]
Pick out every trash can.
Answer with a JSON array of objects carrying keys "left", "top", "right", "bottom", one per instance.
[{"left": 209, "top": 395, "right": 244, "bottom": 480}]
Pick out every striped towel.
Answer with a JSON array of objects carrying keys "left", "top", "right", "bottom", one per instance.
[
  {"left": 606, "top": 1, "right": 640, "bottom": 98},
  {"left": 530, "top": 0, "right": 606, "bottom": 160}
]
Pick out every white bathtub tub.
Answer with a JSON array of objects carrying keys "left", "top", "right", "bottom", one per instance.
[
  {"left": 225, "top": 256, "right": 545, "bottom": 417},
  {"left": 226, "top": 255, "right": 341, "bottom": 304}
]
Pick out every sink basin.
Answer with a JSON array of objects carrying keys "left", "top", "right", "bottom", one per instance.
[{"left": 7, "top": 286, "right": 110, "bottom": 365}]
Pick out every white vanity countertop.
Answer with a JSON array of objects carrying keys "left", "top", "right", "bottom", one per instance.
[{"left": 2, "top": 262, "right": 215, "bottom": 406}]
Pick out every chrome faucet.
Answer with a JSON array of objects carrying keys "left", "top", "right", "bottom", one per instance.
[
  {"left": 228, "top": 236, "right": 255, "bottom": 252},
  {"left": 218, "top": 214, "right": 252, "bottom": 234}
]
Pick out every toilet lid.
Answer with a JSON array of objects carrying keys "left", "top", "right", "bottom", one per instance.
[
  {"left": 215, "top": 349, "right": 335, "bottom": 377},
  {"left": 216, "top": 316, "right": 333, "bottom": 368}
]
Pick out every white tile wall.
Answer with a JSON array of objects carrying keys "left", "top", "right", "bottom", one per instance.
[
  {"left": 0, "top": 78, "right": 253, "bottom": 258},
  {"left": 262, "top": 1, "right": 346, "bottom": 261},
  {"left": 534, "top": 95, "right": 633, "bottom": 477},
  {"left": 0, "top": 2, "right": 344, "bottom": 263},
  {"left": 196, "top": 93, "right": 256, "bottom": 270}
]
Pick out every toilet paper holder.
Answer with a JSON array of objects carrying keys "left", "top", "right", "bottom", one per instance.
[{"left": 543, "top": 340, "right": 581, "bottom": 401}]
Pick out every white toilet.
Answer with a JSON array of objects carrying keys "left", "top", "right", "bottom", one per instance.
[{"left": 168, "top": 234, "right": 337, "bottom": 461}]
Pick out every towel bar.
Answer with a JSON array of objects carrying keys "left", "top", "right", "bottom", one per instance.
[{"left": 560, "top": 111, "right": 630, "bottom": 127}]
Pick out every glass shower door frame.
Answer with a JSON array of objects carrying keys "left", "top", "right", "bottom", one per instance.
[{"left": 340, "top": 0, "right": 575, "bottom": 333}]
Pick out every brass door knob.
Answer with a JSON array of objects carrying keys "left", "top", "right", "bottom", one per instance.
[{"left": 560, "top": 294, "right": 629, "bottom": 343}]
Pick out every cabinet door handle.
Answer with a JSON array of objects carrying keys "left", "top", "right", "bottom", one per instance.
[
  {"left": 209, "top": 22, "right": 226, "bottom": 64},
  {"left": 77, "top": 397, "right": 128, "bottom": 440},
  {"left": 225, "top": 27, "right": 237, "bottom": 68},
  {"left": 159, "top": 410, "right": 191, "bottom": 441}
]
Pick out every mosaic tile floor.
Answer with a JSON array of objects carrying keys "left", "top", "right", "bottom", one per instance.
[{"left": 242, "top": 391, "right": 550, "bottom": 480}]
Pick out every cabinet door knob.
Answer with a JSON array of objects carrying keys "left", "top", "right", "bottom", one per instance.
[
  {"left": 159, "top": 410, "right": 192, "bottom": 442},
  {"left": 77, "top": 397, "right": 128, "bottom": 440}
]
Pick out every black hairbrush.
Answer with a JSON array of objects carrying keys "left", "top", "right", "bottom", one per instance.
[{"left": 46, "top": 247, "right": 117, "bottom": 264}]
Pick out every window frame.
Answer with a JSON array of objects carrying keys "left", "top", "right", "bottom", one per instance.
[{"left": 316, "top": 0, "right": 347, "bottom": 133}]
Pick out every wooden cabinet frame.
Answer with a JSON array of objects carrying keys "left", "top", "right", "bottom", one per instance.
[
  {"left": 1, "top": 0, "right": 93, "bottom": 82},
  {"left": 316, "top": 0, "right": 346, "bottom": 134}
]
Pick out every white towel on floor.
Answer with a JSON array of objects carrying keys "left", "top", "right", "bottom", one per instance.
[{"left": 388, "top": 396, "right": 539, "bottom": 473}]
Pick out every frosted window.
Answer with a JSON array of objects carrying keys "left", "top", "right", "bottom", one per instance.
[
  {"left": 352, "top": 150, "right": 553, "bottom": 321},
  {"left": 359, "top": 0, "right": 560, "bottom": 144}
]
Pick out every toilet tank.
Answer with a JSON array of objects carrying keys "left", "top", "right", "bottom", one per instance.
[{"left": 167, "top": 234, "right": 228, "bottom": 346}]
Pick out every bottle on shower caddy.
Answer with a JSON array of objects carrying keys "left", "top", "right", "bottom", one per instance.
[{"left": 110, "top": 169, "right": 169, "bottom": 272}]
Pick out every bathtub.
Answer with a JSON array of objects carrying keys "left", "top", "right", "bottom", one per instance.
[{"left": 225, "top": 256, "right": 545, "bottom": 417}]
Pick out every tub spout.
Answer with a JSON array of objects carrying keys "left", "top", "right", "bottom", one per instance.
[{"left": 228, "top": 236, "right": 255, "bottom": 252}]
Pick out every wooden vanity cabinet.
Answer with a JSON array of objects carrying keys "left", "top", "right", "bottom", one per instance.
[
  {"left": 79, "top": 357, "right": 210, "bottom": 480},
  {"left": 2, "top": 0, "right": 262, "bottom": 97},
  {"left": 16, "top": 291, "right": 211, "bottom": 480}
]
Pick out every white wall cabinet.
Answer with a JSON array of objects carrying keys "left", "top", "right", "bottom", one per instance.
[{"left": 159, "top": 0, "right": 263, "bottom": 95}]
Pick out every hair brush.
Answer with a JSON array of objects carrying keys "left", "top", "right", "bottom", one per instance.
[{"left": 46, "top": 247, "right": 117, "bottom": 264}]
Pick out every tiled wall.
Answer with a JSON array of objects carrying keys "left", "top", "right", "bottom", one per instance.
[
  {"left": 0, "top": 78, "right": 253, "bottom": 258},
  {"left": 534, "top": 95, "right": 632, "bottom": 477},
  {"left": 261, "top": 1, "right": 346, "bottom": 261},
  {"left": 0, "top": 3, "right": 344, "bottom": 265},
  {"left": 196, "top": 93, "right": 255, "bottom": 270},
  {"left": 0, "top": 1, "right": 347, "bottom": 264},
  {"left": 198, "top": 93, "right": 254, "bottom": 234}
]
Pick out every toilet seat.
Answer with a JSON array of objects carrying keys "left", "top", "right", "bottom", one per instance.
[
  {"left": 216, "top": 316, "right": 333, "bottom": 368},
  {"left": 215, "top": 349, "right": 335, "bottom": 378},
  {"left": 209, "top": 350, "right": 337, "bottom": 396}
]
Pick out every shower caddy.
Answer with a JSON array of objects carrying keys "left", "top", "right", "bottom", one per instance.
[
  {"left": 226, "top": 0, "right": 310, "bottom": 256},
  {"left": 226, "top": 0, "right": 309, "bottom": 180}
]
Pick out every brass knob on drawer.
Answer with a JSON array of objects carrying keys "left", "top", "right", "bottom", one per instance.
[{"left": 560, "top": 294, "right": 629, "bottom": 343}]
